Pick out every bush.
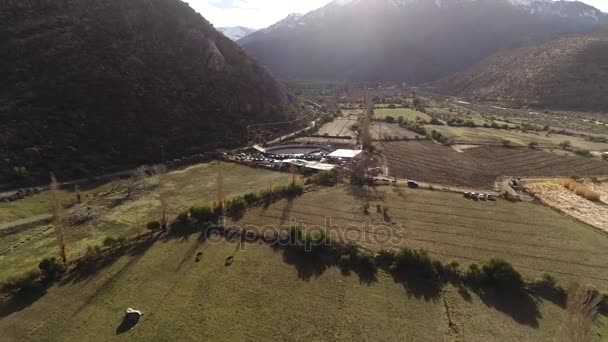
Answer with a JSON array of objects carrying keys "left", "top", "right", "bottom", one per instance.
[
  {"left": 575, "top": 149, "right": 591, "bottom": 157},
  {"left": 147, "top": 220, "right": 161, "bottom": 231},
  {"left": 102, "top": 236, "right": 118, "bottom": 248},
  {"left": 392, "top": 248, "right": 438, "bottom": 279},
  {"left": 528, "top": 141, "right": 539, "bottom": 149},
  {"left": 190, "top": 206, "right": 215, "bottom": 224},
  {"left": 376, "top": 204, "right": 382, "bottom": 213},
  {"left": 225, "top": 197, "right": 246, "bottom": 220},
  {"left": 387, "top": 104, "right": 396, "bottom": 109},
  {"left": 559, "top": 140, "right": 571, "bottom": 150},
  {"left": 243, "top": 192, "right": 259, "bottom": 205},
  {"left": 480, "top": 259, "right": 523, "bottom": 290},
  {"left": 38, "top": 257, "right": 66, "bottom": 281},
  {"left": 375, "top": 249, "right": 396, "bottom": 270},
  {"left": 306, "top": 169, "right": 342, "bottom": 186},
  {"left": 384, "top": 115, "right": 395, "bottom": 124}
]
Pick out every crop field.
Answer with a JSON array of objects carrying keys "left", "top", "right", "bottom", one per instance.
[
  {"left": 370, "top": 122, "right": 423, "bottom": 140},
  {"left": 235, "top": 185, "right": 608, "bottom": 291},
  {"left": 381, "top": 141, "right": 608, "bottom": 188},
  {"left": 374, "top": 108, "right": 431, "bottom": 122},
  {"left": 430, "top": 126, "right": 608, "bottom": 152},
  {"left": 0, "top": 162, "right": 289, "bottom": 283},
  {"left": 0, "top": 234, "right": 586, "bottom": 342},
  {"left": 316, "top": 118, "right": 357, "bottom": 137},
  {"left": 523, "top": 179, "right": 608, "bottom": 234}
]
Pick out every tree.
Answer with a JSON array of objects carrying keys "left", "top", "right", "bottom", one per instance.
[
  {"left": 39, "top": 257, "right": 66, "bottom": 281},
  {"left": 151, "top": 164, "right": 168, "bottom": 229},
  {"left": 559, "top": 140, "right": 572, "bottom": 150},
  {"left": 502, "top": 140, "right": 513, "bottom": 148},
  {"left": 561, "top": 284, "right": 601, "bottom": 342},
  {"left": 528, "top": 141, "right": 539, "bottom": 149},
  {"left": 50, "top": 174, "right": 67, "bottom": 263},
  {"left": 384, "top": 115, "right": 395, "bottom": 124}
]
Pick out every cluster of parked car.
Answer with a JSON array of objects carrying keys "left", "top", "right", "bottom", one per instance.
[{"left": 464, "top": 192, "right": 495, "bottom": 201}]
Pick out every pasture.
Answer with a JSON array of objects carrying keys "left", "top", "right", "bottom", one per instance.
[
  {"left": 370, "top": 122, "right": 423, "bottom": 140},
  {"left": 381, "top": 141, "right": 608, "bottom": 189},
  {"left": 0, "top": 162, "right": 289, "bottom": 283},
  {"left": 316, "top": 118, "right": 357, "bottom": 138},
  {"left": 235, "top": 185, "right": 608, "bottom": 290},
  {"left": 374, "top": 108, "right": 431, "bottom": 122},
  {"left": 0, "top": 226, "right": 599, "bottom": 341},
  {"left": 431, "top": 126, "right": 608, "bottom": 152}
]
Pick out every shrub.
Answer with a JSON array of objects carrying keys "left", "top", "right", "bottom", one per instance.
[
  {"left": 375, "top": 249, "right": 396, "bottom": 270},
  {"left": 528, "top": 141, "right": 539, "bottom": 149},
  {"left": 502, "top": 140, "right": 513, "bottom": 148},
  {"left": 190, "top": 206, "right": 214, "bottom": 224},
  {"left": 376, "top": 204, "right": 382, "bottom": 213},
  {"left": 466, "top": 263, "right": 482, "bottom": 284},
  {"left": 384, "top": 115, "right": 395, "bottom": 124},
  {"left": 147, "top": 220, "right": 161, "bottom": 231},
  {"left": 387, "top": 104, "right": 396, "bottom": 109},
  {"left": 243, "top": 192, "right": 259, "bottom": 205},
  {"left": 102, "top": 236, "right": 118, "bottom": 248},
  {"left": 559, "top": 140, "right": 571, "bottom": 150},
  {"left": 306, "top": 169, "right": 342, "bottom": 186},
  {"left": 575, "top": 149, "right": 591, "bottom": 157},
  {"left": 480, "top": 259, "right": 523, "bottom": 290},
  {"left": 363, "top": 202, "right": 370, "bottom": 215},
  {"left": 392, "top": 248, "right": 438, "bottom": 279},
  {"left": 225, "top": 197, "right": 247, "bottom": 220},
  {"left": 116, "top": 236, "right": 127, "bottom": 245},
  {"left": 38, "top": 257, "right": 66, "bottom": 281}
]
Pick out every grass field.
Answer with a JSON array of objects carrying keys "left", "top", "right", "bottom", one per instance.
[
  {"left": 374, "top": 108, "right": 431, "bottom": 122},
  {"left": 381, "top": 141, "right": 608, "bottom": 189},
  {"left": 369, "top": 122, "right": 423, "bottom": 140},
  {"left": 316, "top": 118, "right": 357, "bottom": 137},
  {"left": 431, "top": 126, "right": 608, "bottom": 152},
  {"left": 0, "top": 162, "right": 290, "bottom": 283},
  {"left": 0, "top": 233, "right": 594, "bottom": 341},
  {"left": 235, "top": 185, "right": 608, "bottom": 291}
]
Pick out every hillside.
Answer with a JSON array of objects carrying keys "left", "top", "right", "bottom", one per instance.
[
  {"left": 0, "top": 0, "right": 298, "bottom": 185},
  {"left": 218, "top": 26, "right": 256, "bottom": 41},
  {"left": 434, "top": 32, "right": 608, "bottom": 111},
  {"left": 239, "top": 0, "right": 607, "bottom": 83}
]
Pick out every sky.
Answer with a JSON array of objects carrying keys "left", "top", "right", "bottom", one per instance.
[{"left": 184, "top": 0, "right": 608, "bottom": 29}]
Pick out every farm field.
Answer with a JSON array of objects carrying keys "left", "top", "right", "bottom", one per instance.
[
  {"left": 370, "top": 122, "right": 423, "bottom": 140},
  {"left": 523, "top": 179, "right": 608, "bottom": 234},
  {"left": 235, "top": 185, "right": 608, "bottom": 291},
  {"left": 374, "top": 108, "right": 431, "bottom": 122},
  {"left": 381, "top": 141, "right": 608, "bottom": 189},
  {"left": 0, "top": 162, "right": 290, "bottom": 283},
  {"left": 316, "top": 118, "right": 357, "bottom": 137},
  {"left": 431, "top": 126, "right": 608, "bottom": 151},
  {"left": 0, "top": 231, "right": 594, "bottom": 342}
]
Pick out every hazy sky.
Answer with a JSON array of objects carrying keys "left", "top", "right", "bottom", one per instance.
[{"left": 185, "top": 0, "right": 608, "bottom": 29}]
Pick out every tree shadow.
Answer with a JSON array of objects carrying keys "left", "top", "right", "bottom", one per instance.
[
  {"left": 0, "top": 283, "right": 48, "bottom": 318},
  {"left": 280, "top": 246, "right": 333, "bottom": 281},
  {"left": 390, "top": 272, "right": 443, "bottom": 302},
  {"left": 473, "top": 287, "right": 541, "bottom": 328},
  {"left": 60, "top": 234, "right": 157, "bottom": 286}
]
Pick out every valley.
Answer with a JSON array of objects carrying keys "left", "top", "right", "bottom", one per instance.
[{"left": 3, "top": 0, "right": 608, "bottom": 340}]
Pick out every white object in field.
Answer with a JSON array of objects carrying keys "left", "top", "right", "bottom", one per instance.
[
  {"left": 126, "top": 308, "right": 143, "bottom": 316},
  {"left": 327, "top": 149, "right": 363, "bottom": 159}
]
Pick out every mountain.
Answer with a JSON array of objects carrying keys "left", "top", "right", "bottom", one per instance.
[
  {"left": 0, "top": 0, "right": 298, "bottom": 185},
  {"left": 218, "top": 26, "right": 257, "bottom": 41},
  {"left": 433, "top": 31, "right": 608, "bottom": 111},
  {"left": 239, "top": 0, "right": 607, "bottom": 83}
]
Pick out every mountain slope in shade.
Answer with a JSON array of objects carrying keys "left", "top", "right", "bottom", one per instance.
[
  {"left": 0, "top": 0, "right": 297, "bottom": 184},
  {"left": 239, "top": 0, "right": 607, "bottom": 83},
  {"left": 218, "top": 26, "right": 257, "bottom": 41},
  {"left": 433, "top": 32, "right": 608, "bottom": 111}
]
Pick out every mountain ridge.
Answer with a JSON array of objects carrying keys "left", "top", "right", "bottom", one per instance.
[
  {"left": 239, "top": 0, "right": 607, "bottom": 82},
  {"left": 0, "top": 0, "right": 298, "bottom": 184}
]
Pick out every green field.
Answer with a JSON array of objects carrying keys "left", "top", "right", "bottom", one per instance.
[
  {"left": 235, "top": 185, "right": 608, "bottom": 290},
  {"left": 374, "top": 108, "right": 431, "bottom": 122},
  {"left": 431, "top": 126, "right": 608, "bottom": 151},
  {"left": 0, "top": 162, "right": 289, "bottom": 283},
  {"left": 0, "top": 235, "right": 588, "bottom": 341}
]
